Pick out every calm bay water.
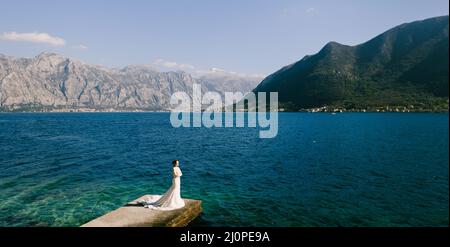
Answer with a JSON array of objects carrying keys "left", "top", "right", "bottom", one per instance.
[{"left": 0, "top": 112, "right": 448, "bottom": 226}]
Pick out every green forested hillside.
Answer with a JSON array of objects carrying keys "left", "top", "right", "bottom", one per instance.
[{"left": 254, "top": 16, "right": 449, "bottom": 112}]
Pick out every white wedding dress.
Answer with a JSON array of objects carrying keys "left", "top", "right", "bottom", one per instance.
[{"left": 140, "top": 166, "right": 185, "bottom": 210}]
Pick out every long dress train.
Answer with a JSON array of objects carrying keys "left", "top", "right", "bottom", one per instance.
[{"left": 140, "top": 166, "right": 185, "bottom": 210}]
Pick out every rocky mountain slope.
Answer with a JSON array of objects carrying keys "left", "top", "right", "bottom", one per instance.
[
  {"left": 197, "top": 69, "right": 261, "bottom": 95},
  {"left": 0, "top": 53, "right": 199, "bottom": 111},
  {"left": 0, "top": 53, "right": 260, "bottom": 112}
]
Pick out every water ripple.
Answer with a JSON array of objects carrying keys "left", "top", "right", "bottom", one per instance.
[{"left": 0, "top": 112, "right": 448, "bottom": 226}]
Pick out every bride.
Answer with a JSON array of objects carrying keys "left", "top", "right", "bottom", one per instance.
[{"left": 140, "top": 160, "right": 185, "bottom": 210}]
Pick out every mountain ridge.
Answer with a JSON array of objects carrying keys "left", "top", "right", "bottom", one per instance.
[
  {"left": 0, "top": 52, "right": 195, "bottom": 111},
  {"left": 253, "top": 15, "right": 449, "bottom": 112},
  {"left": 0, "top": 52, "right": 259, "bottom": 112}
]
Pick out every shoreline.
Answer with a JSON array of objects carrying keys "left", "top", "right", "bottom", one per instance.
[{"left": 0, "top": 110, "right": 448, "bottom": 114}]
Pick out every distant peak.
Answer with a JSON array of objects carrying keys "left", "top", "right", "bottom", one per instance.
[
  {"left": 317, "top": 41, "right": 350, "bottom": 55},
  {"left": 324, "top": 41, "right": 343, "bottom": 48},
  {"left": 36, "top": 51, "right": 64, "bottom": 59},
  {"left": 122, "top": 64, "right": 158, "bottom": 72}
]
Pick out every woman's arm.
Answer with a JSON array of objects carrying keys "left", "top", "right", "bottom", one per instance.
[{"left": 173, "top": 167, "right": 182, "bottom": 177}]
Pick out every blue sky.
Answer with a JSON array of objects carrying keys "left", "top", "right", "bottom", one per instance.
[{"left": 0, "top": 0, "right": 448, "bottom": 76}]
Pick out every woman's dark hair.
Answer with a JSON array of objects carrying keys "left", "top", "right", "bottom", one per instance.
[{"left": 172, "top": 160, "right": 179, "bottom": 166}]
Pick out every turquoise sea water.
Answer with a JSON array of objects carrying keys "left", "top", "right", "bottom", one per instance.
[{"left": 0, "top": 112, "right": 448, "bottom": 226}]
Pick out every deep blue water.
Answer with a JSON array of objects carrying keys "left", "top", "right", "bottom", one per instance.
[{"left": 0, "top": 112, "right": 448, "bottom": 227}]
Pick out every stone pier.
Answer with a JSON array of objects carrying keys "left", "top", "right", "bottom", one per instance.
[{"left": 81, "top": 195, "right": 202, "bottom": 227}]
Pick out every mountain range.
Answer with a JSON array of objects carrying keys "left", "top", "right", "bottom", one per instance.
[
  {"left": 254, "top": 15, "right": 449, "bottom": 112},
  {"left": 0, "top": 53, "right": 260, "bottom": 112},
  {"left": 1, "top": 16, "right": 448, "bottom": 112}
]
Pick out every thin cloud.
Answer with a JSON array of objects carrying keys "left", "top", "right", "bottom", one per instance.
[
  {"left": 72, "top": 44, "right": 88, "bottom": 50},
  {"left": 281, "top": 6, "right": 318, "bottom": 19},
  {"left": 196, "top": 68, "right": 265, "bottom": 78},
  {"left": 152, "top": 58, "right": 265, "bottom": 79},
  {"left": 153, "top": 58, "right": 195, "bottom": 71},
  {"left": 0, "top": 31, "right": 66, "bottom": 46},
  {"left": 305, "top": 7, "right": 317, "bottom": 16}
]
